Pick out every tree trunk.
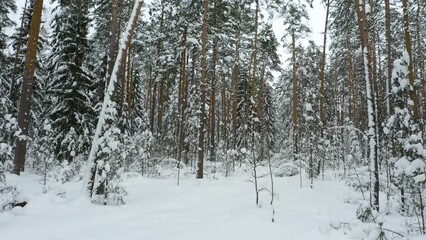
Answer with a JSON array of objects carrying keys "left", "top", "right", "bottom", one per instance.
[
  {"left": 355, "top": 0, "right": 379, "bottom": 211},
  {"left": 232, "top": 54, "right": 239, "bottom": 150},
  {"left": 384, "top": 0, "right": 392, "bottom": 116},
  {"left": 177, "top": 27, "right": 187, "bottom": 181},
  {"left": 209, "top": 0, "right": 219, "bottom": 162},
  {"left": 106, "top": 0, "right": 120, "bottom": 85},
  {"left": 415, "top": 3, "right": 426, "bottom": 123},
  {"left": 402, "top": 0, "right": 419, "bottom": 121},
  {"left": 126, "top": 47, "right": 133, "bottom": 116},
  {"left": 258, "top": 63, "right": 266, "bottom": 162},
  {"left": 319, "top": 0, "right": 329, "bottom": 130},
  {"left": 150, "top": 82, "right": 157, "bottom": 133},
  {"left": 158, "top": 78, "right": 165, "bottom": 132},
  {"left": 318, "top": 0, "right": 330, "bottom": 175},
  {"left": 197, "top": 0, "right": 209, "bottom": 179},
  {"left": 13, "top": 0, "right": 44, "bottom": 175},
  {"left": 292, "top": 31, "right": 298, "bottom": 166},
  {"left": 251, "top": 0, "right": 259, "bottom": 102}
]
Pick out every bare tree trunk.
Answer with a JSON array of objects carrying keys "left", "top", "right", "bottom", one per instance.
[
  {"left": 251, "top": 0, "right": 259, "bottom": 101},
  {"left": 150, "top": 82, "right": 157, "bottom": 132},
  {"left": 232, "top": 56, "right": 238, "bottom": 150},
  {"left": 384, "top": 0, "right": 392, "bottom": 116},
  {"left": 355, "top": 0, "right": 379, "bottom": 211},
  {"left": 13, "top": 0, "right": 44, "bottom": 175},
  {"left": 209, "top": 7, "right": 218, "bottom": 162},
  {"left": 106, "top": 0, "right": 120, "bottom": 85},
  {"left": 415, "top": 3, "right": 426, "bottom": 124},
  {"left": 158, "top": 78, "right": 165, "bottom": 132},
  {"left": 347, "top": 37, "right": 355, "bottom": 118},
  {"left": 177, "top": 28, "right": 187, "bottom": 185},
  {"left": 402, "top": 0, "right": 419, "bottom": 121},
  {"left": 197, "top": 0, "right": 209, "bottom": 179},
  {"left": 119, "top": 48, "right": 128, "bottom": 116},
  {"left": 126, "top": 47, "right": 133, "bottom": 116},
  {"left": 258, "top": 63, "right": 266, "bottom": 162},
  {"left": 292, "top": 31, "right": 298, "bottom": 166},
  {"left": 318, "top": 0, "right": 330, "bottom": 176}
]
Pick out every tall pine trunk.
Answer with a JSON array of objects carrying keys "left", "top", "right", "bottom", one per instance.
[
  {"left": 355, "top": 0, "right": 379, "bottom": 211},
  {"left": 106, "top": 0, "right": 120, "bottom": 86},
  {"left": 13, "top": 0, "right": 44, "bottom": 175},
  {"left": 318, "top": 0, "right": 330, "bottom": 175},
  {"left": 197, "top": 0, "right": 209, "bottom": 179},
  {"left": 402, "top": 0, "right": 419, "bottom": 121},
  {"left": 384, "top": 0, "right": 392, "bottom": 116}
]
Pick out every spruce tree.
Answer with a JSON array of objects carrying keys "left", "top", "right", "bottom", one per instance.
[{"left": 48, "top": 0, "right": 95, "bottom": 163}]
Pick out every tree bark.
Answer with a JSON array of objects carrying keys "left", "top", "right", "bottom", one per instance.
[
  {"left": 402, "top": 0, "right": 419, "bottom": 121},
  {"left": 209, "top": 36, "right": 218, "bottom": 162},
  {"left": 319, "top": 0, "right": 329, "bottom": 130},
  {"left": 384, "top": 0, "right": 392, "bottom": 116},
  {"left": 177, "top": 27, "right": 187, "bottom": 176},
  {"left": 250, "top": 0, "right": 259, "bottom": 101},
  {"left": 126, "top": 46, "right": 133, "bottom": 116},
  {"left": 318, "top": 0, "right": 330, "bottom": 175},
  {"left": 13, "top": 0, "right": 44, "bottom": 175},
  {"left": 354, "top": 0, "right": 379, "bottom": 211},
  {"left": 292, "top": 31, "right": 298, "bottom": 166},
  {"left": 197, "top": 0, "right": 209, "bottom": 179},
  {"left": 106, "top": 0, "right": 120, "bottom": 85},
  {"left": 415, "top": 3, "right": 426, "bottom": 123}
]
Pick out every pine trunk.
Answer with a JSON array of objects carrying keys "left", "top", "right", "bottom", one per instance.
[
  {"left": 197, "top": 0, "right": 209, "bottom": 179},
  {"left": 106, "top": 0, "right": 120, "bottom": 83},
  {"left": 13, "top": 0, "right": 44, "bottom": 175},
  {"left": 292, "top": 31, "right": 298, "bottom": 166},
  {"left": 355, "top": 0, "right": 379, "bottom": 211},
  {"left": 384, "top": 0, "right": 392, "bottom": 116},
  {"left": 402, "top": 0, "right": 419, "bottom": 121}
]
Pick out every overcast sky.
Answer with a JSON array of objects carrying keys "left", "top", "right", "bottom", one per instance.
[{"left": 7, "top": 0, "right": 327, "bottom": 78}]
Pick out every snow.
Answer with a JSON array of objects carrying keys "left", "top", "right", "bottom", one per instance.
[
  {"left": 187, "top": 37, "right": 200, "bottom": 46},
  {"left": 405, "top": 159, "right": 426, "bottom": 176},
  {"left": 0, "top": 172, "right": 362, "bottom": 240},
  {"left": 305, "top": 103, "right": 312, "bottom": 112},
  {"left": 413, "top": 174, "right": 426, "bottom": 184}
]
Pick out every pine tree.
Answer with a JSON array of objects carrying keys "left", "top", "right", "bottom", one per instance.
[{"left": 385, "top": 52, "right": 426, "bottom": 224}]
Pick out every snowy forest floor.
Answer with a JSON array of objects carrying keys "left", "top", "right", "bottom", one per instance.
[{"left": 0, "top": 170, "right": 419, "bottom": 240}]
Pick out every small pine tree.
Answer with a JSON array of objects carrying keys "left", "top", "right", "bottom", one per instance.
[
  {"left": 385, "top": 52, "right": 426, "bottom": 220},
  {"left": 89, "top": 102, "right": 126, "bottom": 205}
]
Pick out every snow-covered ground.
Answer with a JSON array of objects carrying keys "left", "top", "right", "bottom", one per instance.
[{"left": 0, "top": 171, "right": 376, "bottom": 240}]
